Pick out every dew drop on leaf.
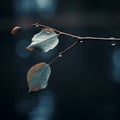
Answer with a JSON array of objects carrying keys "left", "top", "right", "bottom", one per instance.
[
  {"left": 26, "top": 28, "right": 59, "bottom": 53},
  {"left": 27, "top": 62, "right": 51, "bottom": 92}
]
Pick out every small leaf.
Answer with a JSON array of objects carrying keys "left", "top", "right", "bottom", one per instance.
[
  {"left": 26, "top": 28, "right": 59, "bottom": 52},
  {"left": 11, "top": 26, "right": 22, "bottom": 35},
  {"left": 27, "top": 62, "right": 51, "bottom": 92}
]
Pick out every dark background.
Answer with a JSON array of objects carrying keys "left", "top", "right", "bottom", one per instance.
[{"left": 1, "top": 0, "right": 120, "bottom": 120}]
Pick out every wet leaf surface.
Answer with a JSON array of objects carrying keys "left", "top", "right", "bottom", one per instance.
[
  {"left": 27, "top": 62, "right": 51, "bottom": 92},
  {"left": 26, "top": 28, "right": 59, "bottom": 53}
]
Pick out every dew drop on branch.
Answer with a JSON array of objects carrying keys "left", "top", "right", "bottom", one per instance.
[
  {"left": 80, "top": 41, "right": 83, "bottom": 43},
  {"left": 111, "top": 41, "right": 117, "bottom": 46}
]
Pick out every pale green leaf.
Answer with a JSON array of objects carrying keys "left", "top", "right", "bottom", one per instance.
[{"left": 26, "top": 28, "right": 59, "bottom": 52}]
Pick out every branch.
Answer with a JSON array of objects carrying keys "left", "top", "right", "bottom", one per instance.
[
  {"left": 11, "top": 23, "right": 120, "bottom": 41},
  {"left": 32, "top": 23, "right": 120, "bottom": 41}
]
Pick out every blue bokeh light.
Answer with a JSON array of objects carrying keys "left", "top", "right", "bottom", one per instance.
[
  {"left": 15, "top": 40, "right": 31, "bottom": 58},
  {"left": 13, "top": 0, "right": 57, "bottom": 17},
  {"left": 28, "top": 90, "right": 55, "bottom": 120},
  {"left": 113, "top": 67, "right": 120, "bottom": 82},
  {"left": 112, "top": 49, "right": 120, "bottom": 82},
  {"left": 113, "top": 49, "right": 120, "bottom": 68},
  {"left": 15, "top": 90, "right": 55, "bottom": 119}
]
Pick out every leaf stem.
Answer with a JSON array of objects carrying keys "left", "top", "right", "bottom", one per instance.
[
  {"left": 48, "top": 55, "right": 59, "bottom": 65},
  {"left": 48, "top": 41, "right": 80, "bottom": 65},
  {"left": 59, "top": 41, "right": 80, "bottom": 56},
  {"left": 32, "top": 23, "right": 120, "bottom": 41}
]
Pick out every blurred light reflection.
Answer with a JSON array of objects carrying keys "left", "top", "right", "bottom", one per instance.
[
  {"left": 112, "top": 49, "right": 120, "bottom": 82},
  {"left": 113, "top": 49, "right": 120, "bottom": 68},
  {"left": 15, "top": 40, "right": 31, "bottom": 58},
  {"left": 15, "top": 90, "right": 55, "bottom": 119},
  {"left": 13, "top": 0, "right": 33, "bottom": 15},
  {"left": 13, "top": 0, "right": 57, "bottom": 17},
  {"left": 36, "top": 0, "right": 57, "bottom": 14},
  {"left": 28, "top": 90, "right": 55, "bottom": 120},
  {"left": 113, "top": 67, "right": 120, "bottom": 82}
]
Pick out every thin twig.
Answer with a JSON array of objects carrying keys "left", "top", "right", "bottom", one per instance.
[
  {"left": 79, "top": 37, "right": 120, "bottom": 41},
  {"left": 32, "top": 23, "right": 120, "bottom": 41},
  {"left": 48, "top": 41, "right": 80, "bottom": 65},
  {"left": 13, "top": 23, "right": 120, "bottom": 41},
  {"left": 48, "top": 55, "right": 59, "bottom": 66},
  {"left": 59, "top": 41, "right": 80, "bottom": 56}
]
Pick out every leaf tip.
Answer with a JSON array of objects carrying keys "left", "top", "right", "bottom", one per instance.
[
  {"left": 25, "top": 47, "right": 41, "bottom": 52},
  {"left": 25, "top": 47, "right": 33, "bottom": 51},
  {"left": 28, "top": 86, "right": 43, "bottom": 93}
]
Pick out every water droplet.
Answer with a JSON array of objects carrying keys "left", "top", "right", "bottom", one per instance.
[
  {"left": 80, "top": 41, "right": 83, "bottom": 43},
  {"left": 111, "top": 41, "right": 117, "bottom": 46},
  {"left": 35, "top": 23, "right": 39, "bottom": 27},
  {"left": 36, "top": 25, "right": 39, "bottom": 27},
  {"left": 59, "top": 53, "right": 62, "bottom": 57}
]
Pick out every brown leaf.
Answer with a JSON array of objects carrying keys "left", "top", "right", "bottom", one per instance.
[
  {"left": 11, "top": 26, "right": 22, "bottom": 35},
  {"left": 27, "top": 62, "right": 51, "bottom": 92}
]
